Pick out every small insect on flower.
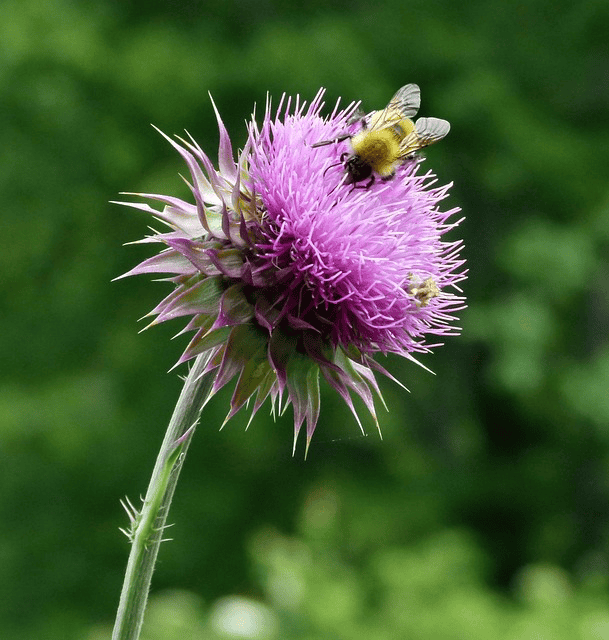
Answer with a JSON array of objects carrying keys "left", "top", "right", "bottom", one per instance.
[{"left": 311, "top": 84, "right": 450, "bottom": 188}]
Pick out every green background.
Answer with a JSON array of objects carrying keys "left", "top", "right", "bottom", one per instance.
[{"left": 2, "top": 0, "right": 609, "bottom": 638}]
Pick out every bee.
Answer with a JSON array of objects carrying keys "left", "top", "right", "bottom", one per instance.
[{"left": 311, "top": 84, "right": 450, "bottom": 188}]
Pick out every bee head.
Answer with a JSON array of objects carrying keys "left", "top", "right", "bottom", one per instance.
[{"left": 344, "top": 154, "right": 373, "bottom": 185}]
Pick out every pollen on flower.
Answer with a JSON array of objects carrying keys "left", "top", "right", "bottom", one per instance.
[
  {"left": 116, "top": 88, "right": 466, "bottom": 455},
  {"left": 408, "top": 276, "right": 441, "bottom": 307}
]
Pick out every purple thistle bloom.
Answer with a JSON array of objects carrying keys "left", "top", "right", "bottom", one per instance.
[{"left": 116, "top": 89, "right": 466, "bottom": 455}]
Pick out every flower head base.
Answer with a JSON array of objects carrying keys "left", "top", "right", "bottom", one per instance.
[{"left": 116, "top": 89, "right": 466, "bottom": 455}]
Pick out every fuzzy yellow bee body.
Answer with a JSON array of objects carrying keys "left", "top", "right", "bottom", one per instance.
[
  {"left": 349, "top": 118, "right": 416, "bottom": 178},
  {"left": 312, "top": 84, "right": 449, "bottom": 187}
]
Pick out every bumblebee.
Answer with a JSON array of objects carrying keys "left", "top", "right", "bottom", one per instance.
[{"left": 312, "top": 84, "right": 450, "bottom": 187}]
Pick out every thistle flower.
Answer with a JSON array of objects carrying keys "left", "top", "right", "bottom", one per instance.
[{"left": 116, "top": 89, "right": 466, "bottom": 455}]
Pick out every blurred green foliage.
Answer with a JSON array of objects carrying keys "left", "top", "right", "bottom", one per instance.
[{"left": 1, "top": 0, "right": 609, "bottom": 638}]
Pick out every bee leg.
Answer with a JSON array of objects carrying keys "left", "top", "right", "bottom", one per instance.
[
  {"left": 310, "top": 134, "right": 351, "bottom": 148},
  {"left": 351, "top": 175, "right": 375, "bottom": 191}
]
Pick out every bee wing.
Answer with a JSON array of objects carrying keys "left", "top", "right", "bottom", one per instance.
[
  {"left": 398, "top": 117, "right": 450, "bottom": 157},
  {"left": 387, "top": 84, "right": 421, "bottom": 119},
  {"left": 413, "top": 117, "right": 450, "bottom": 146},
  {"left": 365, "top": 84, "right": 421, "bottom": 131}
]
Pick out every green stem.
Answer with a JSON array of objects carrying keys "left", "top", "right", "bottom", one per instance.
[{"left": 112, "top": 352, "right": 215, "bottom": 640}]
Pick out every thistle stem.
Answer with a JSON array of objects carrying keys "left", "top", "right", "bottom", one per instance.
[{"left": 112, "top": 352, "right": 214, "bottom": 640}]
